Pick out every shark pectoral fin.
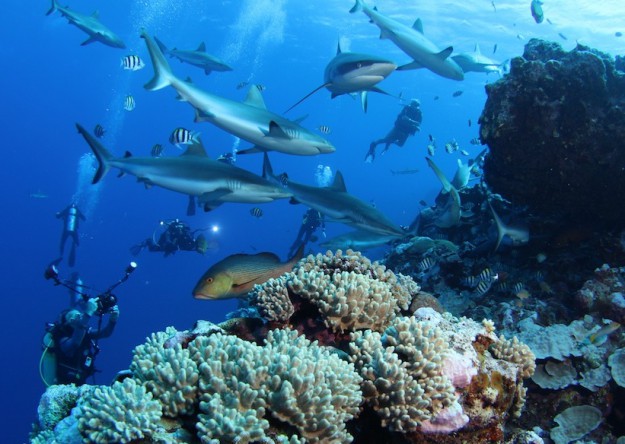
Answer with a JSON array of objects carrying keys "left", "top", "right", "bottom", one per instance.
[
  {"left": 194, "top": 108, "right": 213, "bottom": 122},
  {"left": 369, "top": 86, "right": 390, "bottom": 96},
  {"left": 199, "top": 190, "right": 231, "bottom": 211},
  {"left": 398, "top": 60, "right": 424, "bottom": 71},
  {"left": 237, "top": 146, "right": 265, "bottom": 155},
  {"left": 80, "top": 36, "right": 97, "bottom": 46},
  {"left": 437, "top": 47, "right": 454, "bottom": 60},
  {"left": 204, "top": 68, "right": 212, "bottom": 75},
  {"left": 360, "top": 91, "right": 369, "bottom": 113},
  {"left": 116, "top": 171, "right": 126, "bottom": 178},
  {"left": 267, "top": 121, "right": 291, "bottom": 139},
  {"left": 289, "top": 197, "right": 301, "bottom": 205},
  {"left": 137, "top": 178, "right": 153, "bottom": 189}
]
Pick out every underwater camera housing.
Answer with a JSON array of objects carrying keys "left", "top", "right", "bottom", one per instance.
[{"left": 44, "top": 261, "right": 137, "bottom": 316}]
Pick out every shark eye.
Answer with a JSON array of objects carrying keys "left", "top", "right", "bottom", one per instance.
[{"left": 205, "top": 277, "right": 213, "bottom": 284}]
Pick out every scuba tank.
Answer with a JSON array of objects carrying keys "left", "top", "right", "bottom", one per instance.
[
  {"left": 65, "top": 205, "right": 79, "bottom": 232},
  {"left": 39, "top": 325, "right": 58, "bottom": 387}
]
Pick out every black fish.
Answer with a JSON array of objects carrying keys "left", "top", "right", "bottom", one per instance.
[
  {"left": 452, "top": 90, "right": 463, "bottom": 97},
  {"left": 558, "top": 32, "right": 567, "bottom": 41},
  {"left": 94, "top": 124, "right": 105, "bottom": 138},
  {"left": 493, "top": 43, "right": 498, "bottom": 54},
  {"left": 433, "top": 95, "right": 440, "bottom": 101},
  {"left": 468, "top": 119, "right": 472, "bottom": 127},
  {"left": 616, "top": 32, "right": 623, "bottom": 37},
  {"left": 428, "top": 134, "right": 434, "bottom": 142}
]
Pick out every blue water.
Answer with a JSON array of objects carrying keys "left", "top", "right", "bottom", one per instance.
[{"left": 2, "top": 0, "right": 624, "bottom": 441}]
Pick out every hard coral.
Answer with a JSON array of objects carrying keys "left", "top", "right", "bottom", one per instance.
[{"left": 76, "top": 378, "right": 162, "bottom": 443}]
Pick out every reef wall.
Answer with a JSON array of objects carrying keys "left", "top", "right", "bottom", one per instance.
[{"left": 480, "top": 39, "right": 625, "bottom": 227}]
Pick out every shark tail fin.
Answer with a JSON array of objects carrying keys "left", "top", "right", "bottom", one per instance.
[
  {"left": 76, "top": 123, "right": 112, "bottom": 184},
  {"left": 46, "top": 0, "right": 58, "bottom": 15},
  {"left": 349, "top": 0, "right": 363, "bottom": 13},
  {"left": 141, "top": 31, "right": 174, "bottom": 91}
]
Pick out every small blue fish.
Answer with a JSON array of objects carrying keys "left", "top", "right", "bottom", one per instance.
[{"left": 317, "top": 125, "right": 331, "bottom": 135}]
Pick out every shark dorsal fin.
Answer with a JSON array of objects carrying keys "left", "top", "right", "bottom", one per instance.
[
  {"left": 336, "top": 40, "right": 343, "bottom": 55},
  {"left": 182, "top": 139, "right": 209, "bottom": 157},
  {"left": 437, "top": 46, "right": 454, "bottom": 60},
  {"left": 329, "top": 171, "right": 347, "bottom": 192},
  {"left": 474, "top": 43, "right": 481, "bottom": 54},
  {"left": 91, "top": 10, "right": 100, "bottom": 19},
  {"left": 268, "top": 121, "right": 291, "bottom": 139},
  {"left": 413, "top": 18, "right": 424, "bottom": 34},
  {"left": 196, "top": 42, "right": 206, "bottom": 52},
  {"left": 244, "top": 85, "right": 267, "bottom": 109}
]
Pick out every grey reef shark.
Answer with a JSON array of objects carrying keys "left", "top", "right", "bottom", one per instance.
[
  {"left": 75, "top": 124, "right": 291, "bottom": 212},
  {"left": 141, "top": 31, "right": 334, "bottom": 156},
  {"left": 265, "top": 162, "right": 405, "bottom": 237},
  {"left": 285, "top": 40, "right": 397, "bottom": 113},
  {"left": 350, "top": 0, "right": 464, "bottom": 81},
  {"left": 46, "top": 0, "right": 126, "bottom": 48},
  {"left": 154, "top": 37, "right": 233, "bottom": 75}
]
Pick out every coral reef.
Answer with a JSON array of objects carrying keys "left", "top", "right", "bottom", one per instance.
[
  {"left": 480, "top": 38, "right": 625, "bottom": 227},
  {"left": 549, "top": 405, "right": 602, "bottom": 444},
  {"left": 32, "top": 251, "right": 540, "bottom": 443}
]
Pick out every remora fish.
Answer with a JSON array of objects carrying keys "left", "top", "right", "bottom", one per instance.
[
  {"left": 75, "top": 124, "right": 291, "bottom": 211},
  {"left": 451, "top": 43, "right": 504, "bottom": 75},
  {"left": 193, "top": 245, "right": 304, "bottom": 300},
  {"left": 154, "top": 37, "right": 233, "bottom": 75},
  {"left": 350, "top": 0, "right": 464, "bottom": 81},
  {"left": 489, "top": 202, "right": 530, "bottom": 251},
  {"left": 141, "top": 31, "right": 335, "bottom": 156},
  {"left": 285, "top": 40, "right": 396, "bottom": 113},
  {"left": 46, "top": 0, "right": 126, "bottom": 48},
  {"left": 320, "top": 230, "right": 402, "bottom": 251},
  {"left": 268, "top": 164, "right": 404, "bottom": 237}
]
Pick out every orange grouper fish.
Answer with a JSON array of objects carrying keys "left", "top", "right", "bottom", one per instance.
[{"left": 193, "top": 245, "right": 304, "bottom": 300}]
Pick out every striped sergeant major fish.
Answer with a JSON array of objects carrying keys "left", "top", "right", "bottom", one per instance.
[
  {"left": 169, "top": 128, "right": 200, "bottom": 148},
  {"left": 416, "top": 257, "right": 436, "bottom": 272},
  {"left": 123, "top": 95, "right": 135, "bottom": 111},
  {"left": 121, "top": 55, "right": 145, "bottom": 71}
]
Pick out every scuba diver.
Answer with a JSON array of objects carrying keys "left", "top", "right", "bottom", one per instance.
[
  {"left": 130, "top": 219, "right": 208, "bottom": 257},
  {"left": 365, "top": 99, "right": 423, "bottom": 162},
  {"left": 56, "top": 203, "right": 86, "bottom": 267},
  {"left": 40, "top": 261, "right": 136, "bottom": 386},
  {"left": 288, "top": 209, "right": 326, "bottom": 257}
]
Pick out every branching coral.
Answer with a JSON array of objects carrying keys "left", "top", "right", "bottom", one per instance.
[
  {"left": 76, "top": 378, "right": 162, "bottom": 443},
  {"left": 490, "top": 335, "right": 537, "bottom": 379},
  {"left": 189, "top": 329, "right": 363, "bottom": 443},
  {"left": 349, "top": 316, "right": 458, "bottom": 432},
  {"left": 251, "top": 249, "right": 418, "bottom": 333},
  {"left": 131, "top": 327, "right": 199, "bottom": 417}
]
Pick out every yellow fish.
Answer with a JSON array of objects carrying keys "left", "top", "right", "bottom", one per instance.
[
  {"left": 193, "top": 245, "right": 304, "bottom": 300},
  {"left": 586, "top": 321, "right": 621, "bottom": 345}
]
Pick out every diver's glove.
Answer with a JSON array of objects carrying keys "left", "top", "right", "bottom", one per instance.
[
  {"left": 109, "top": 305, "right": 120, "bottom": 323},
  {"left": 85, "top": 298, "right": 98, "bottom": 316}
]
